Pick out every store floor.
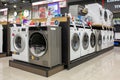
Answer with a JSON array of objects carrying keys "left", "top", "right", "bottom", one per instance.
[{"left": 0, "top": 47, "right": 120, "bottom": 80}]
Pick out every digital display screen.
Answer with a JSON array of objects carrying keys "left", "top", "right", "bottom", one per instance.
[{"left": 48, "top": 2, "right": 60, "bottom": 16}]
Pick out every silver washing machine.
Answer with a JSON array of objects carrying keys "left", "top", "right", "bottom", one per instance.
[
  {"left": 29, "top": 27, "right": 61, "bottom": 68},
  {"left": 95, "top": 30, "right": 102, "bottom": 51}
]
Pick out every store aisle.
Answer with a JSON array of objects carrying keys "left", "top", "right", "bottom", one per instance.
[{"left": 0, "top": 47, "right": 120, "bottom": 80}]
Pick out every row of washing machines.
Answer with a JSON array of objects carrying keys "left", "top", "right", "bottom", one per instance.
[
  {"left": 10, "top": 26, "right": 114, "bottom": 68},
  {"left": 10, "top": 26, "right": 62, "bottom": 68},
  {"left": 70, "top": 26, "right": 114, "bottom": 61}
]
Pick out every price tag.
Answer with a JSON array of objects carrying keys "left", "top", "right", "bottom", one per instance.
[{"left": 46, "top": 16, "right": 52, "bottom": 26}]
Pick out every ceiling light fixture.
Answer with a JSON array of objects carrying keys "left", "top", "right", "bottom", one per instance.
[
  {"left": 22, "top": 0, "right": 25, "bottom": 3},
  {"left": 4, "top": 3, "right": 7, "bottom": 6},
  {"left": 13, "top": 5, "right": 17, "bottom": 8}
]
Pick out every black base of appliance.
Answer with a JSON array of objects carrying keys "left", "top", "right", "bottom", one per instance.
[
  {"left": 66, "top": 46, "right": 114, "bottom": 69},
  {"left": 9, "top": 60, "right": 64, "bottom": 77},
  {"left": 0, "top": 53, "right": 6, "bottom": 58}
]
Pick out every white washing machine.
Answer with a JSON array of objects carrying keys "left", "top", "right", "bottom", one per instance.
[
  {"left": 11, "top": 27, "right": 29, "bottom": 62},
  {"left": 106, "top": 9, "right": 113, "bottom": 28},
  {"left": 110, "top": 30, "right": 114, "bottom": 47},
  {"left": 102, "top": 9, "right": 108, "bottom": 27},
  {"left": 95, "top": 30, "right": 102, "bottom": 51},
  {"left": 108, "top": 30, "right": 111, "bottom": 47},
  {"left": 105, "top": 30, "right": 110, "bottom": 48},
  {"left": 111, "top": 30, "right": 114, "bottom": 46},
  {"left": 89, "top": 29, "right": 96, "bottom": 54},
  {"left": 10, "top": 27, "right": 19, "bottom": 52},
  {"left": 81, "top": 28, "right": 90, "bottom": 56},
  {"left": 0, "top": 25, "right": 3, "bottom": 53},
  {"left": 104, "top": 30, "right": 108, "bottom": 48},
  {"left": 101, "top": 30, "right": 106, "bottom": 49},
  {"left": 85, "top": 3, "right": 103, "bottom": 25},
  {"left": 70, "top": 27, "right": 81, "bottom": 61}
]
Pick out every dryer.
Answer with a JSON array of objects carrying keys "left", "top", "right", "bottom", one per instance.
[
  {"left": 101, "top": 30, "right": 106, "bottom": 49},
  {"left": 0, "top": 25, "right": 3, "bottom": 53},
  {"left": 11, "top": 27, "right": 29, "bottom": 62},
  {"left": 89, "top": 29, "right": 96, "bottom": 54},
  {"left": 95, "top": 30, "right": 102, "bottom": 51},
  {"left": 81, "top": 28, "right": 90, "bottom": 56},
  {"left": 70, "top": 27, "right": 81, "bottom": 61},
  {"left": 29, "top": 27, "right": 61, "bottom": 68}
]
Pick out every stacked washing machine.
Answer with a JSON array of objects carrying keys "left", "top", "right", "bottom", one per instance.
[{"left": 85, "top": 3, "right": 103, "bottom": 26}]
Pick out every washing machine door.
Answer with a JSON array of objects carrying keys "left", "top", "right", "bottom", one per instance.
[
  {"left": 71, "top": 33, "right": 80, "bottom": 51},
  {"left": 90, "top": 33, "right": 96, "bottom": 48},
  {"left": 98, "top": 33, "right": 102, "bottom": 46},
  {"left": 103, "top": 35, "right": 105, "bottom": 43},
  {"left": 29, "top": 32, "right": 47, "bottom": 57},
  {"left": 104, "top": 10, "right": 108, "bottom": 22},
  {"left": 82, "top": 32, "right": 89, "bottom": 50},
  {"left": 13, "top": 34, "right": 25, "bottom": 52}
]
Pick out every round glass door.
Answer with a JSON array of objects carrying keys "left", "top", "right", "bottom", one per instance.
[
  {"left": 71, "top": 33, "right": 80, "bottom": 51},
  {"left": 13, "top": 35, "right": 25, "bottom": 52},
  {"left": 98, "top": 34, "right": 102, "bottom": 46},
  {"left": 82, "top": 33, "right": 89, "bottom": 50},
  {"left": 90, "top": 33, "right": 96, "bottom": 48},
  {"left": 110, "top": 35, "right": 112, "bottom": 41},
  {"left": 29, "top": 32, "right": 47, "bottom": 57},
  {"left": 104, "top": 10, "right": 108, "bottom": 22},
  {"left": 103, "top": 36, "right": 105, "bottom": 43}
]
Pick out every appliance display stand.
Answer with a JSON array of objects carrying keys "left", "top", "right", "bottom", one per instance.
[{"left": 9, "top": 60, "right": 64, "bottom": 77}]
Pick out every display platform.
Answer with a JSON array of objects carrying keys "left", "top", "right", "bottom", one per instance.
[
  {"left": 66, "top": 46, "right": 114, "bottom": 69},
  {"left": 9, "top": 60, "right": 64, "bottom": 77},
  {"left": 0, "top": 53, "right": 6, "bottom": 58}
]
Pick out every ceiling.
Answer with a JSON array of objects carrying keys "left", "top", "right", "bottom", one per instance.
[{"left": 0, "top": 0, "right": 32, "bottom": 8}]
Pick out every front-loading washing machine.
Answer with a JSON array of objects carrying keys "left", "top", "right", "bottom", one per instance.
[
  {"left": 89, "top": 29, "right": 96, "bottom": 54},
  {"left": 95, "top": 30, "right": 102, "bottom": 51},
  {"left": 70, "top": 27, "right": 81, "bottom": 61},
  {"left": 111, "top": 30, "right": 114, "bottom": 46},
  {"left": 29, "top": 27, "right": 61, "bottom": 68},
  {"left": 10, "top": 27, "right": 19, "bottom": 52},
  {"left": 81, "top": 28, "right": 90, "bottom": 56},
  {"left": 0, "top": 25, "right": 3, "bottom": 53},
  {"left": 101, "top": 30, "right": 106, "bottom": 49},
  {"left": 106, "top": 30, "right": 110, "bottom": 48},
  {"left": 11, "top": 27, "right": 29, "bottom": 62},
  {"left": 108, "top": 30, "right": 111, "bottom": 47},
  {"left": 109, "top": 30, "right": 112, "bottom": 47},
  {"left": 104, "top": 30, "right": 108, "bottom": 49},
  {"left": 102, "top": 9, "right": 108, "bottom": 27}
]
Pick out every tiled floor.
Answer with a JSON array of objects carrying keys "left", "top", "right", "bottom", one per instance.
[{"left": 0, "top": 47, "right": 120, "bottom": 80}]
